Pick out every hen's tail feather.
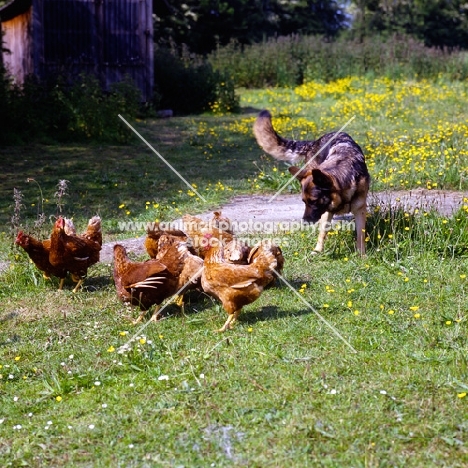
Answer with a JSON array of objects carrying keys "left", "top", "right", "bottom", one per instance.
[
  {"left": 247, "top": 244, "right": 260, "bottom": 263},
  {"left": 128, "top": 276, "right": 166, "bottom": 289},
  {"left": 249, "top": 244, "right": 278, "bottom": 272}
]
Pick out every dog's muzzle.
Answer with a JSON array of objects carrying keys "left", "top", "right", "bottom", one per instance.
[{"left": 302, "top": 215, "right": 321, "bottom": 224}]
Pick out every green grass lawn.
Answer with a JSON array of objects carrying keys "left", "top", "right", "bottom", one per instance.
[{"left": 1, "top": 80, "right": 468, "bottom": 466}]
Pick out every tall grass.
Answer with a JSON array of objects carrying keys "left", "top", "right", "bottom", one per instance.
[{"left": 209, "top": 34, "right": 468, "bottom": 88}]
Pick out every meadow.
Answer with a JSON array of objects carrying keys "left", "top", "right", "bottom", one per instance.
[{"left": 0, "top": 76, "right": 467, "bottom": 467}]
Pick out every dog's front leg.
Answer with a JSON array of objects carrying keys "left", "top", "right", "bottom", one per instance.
[
  {"left": 354, "top": 208, "right": 367, "bottom": 255},
  {"left": 313, "top": 212, "right": 334, "bottom": 253}
]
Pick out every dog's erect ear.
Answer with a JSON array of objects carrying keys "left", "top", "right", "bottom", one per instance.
[
  {"left": 311, "top": 169, "right": 334, "bottom": 190},
  {"left": 289, "top": 166, "right": 308, "bottom": 180}
]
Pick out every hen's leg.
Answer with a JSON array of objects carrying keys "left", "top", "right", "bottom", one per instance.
[
  {"left": 228, "top": 310, "right": 240, "bottom": 329},
  {"left": 149, "top": 305, "right": 162, "bottom": 322},
  {"left": 217, "top": 314, "right": 233, "bottom": 332},
  {"left": 72, "top": 279, "right": 83, "bottom": 293},
  {"left": 132, "top": 309, "right": 147, "bottom": 325},
  {"left": 217, "top": 310, "right": 240, "bottom": 332},
  {"left": 175, "top": 295, "right": 186, "bottom": 315},
  {"left": 58, "top": 277, "right": 65, "bottom": 291},
  {"left": 130, "top": 292, "right": 149, "bottom": 324}
]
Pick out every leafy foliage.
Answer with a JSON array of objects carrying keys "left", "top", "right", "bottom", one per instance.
[
  {"left": 0, "top": 68, "right": 140, "bottom": 144},
  {"left": 154, "top": 0, "right": 468, "bottom": 53},
  {"left": 209, "top": 34, "right": 468, "bottom": 88},
  {"left": 154, "top": 0, "right": 347, "bottom": 54},
  {"left": 350, "top": 0, "right": 468, "bottom": 48},
  {"left": 154, "top": 45, "right": 239, "bottom": 115}
]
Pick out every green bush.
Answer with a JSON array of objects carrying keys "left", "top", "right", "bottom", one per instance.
[
  {"left": 208, "top": 34, "right": 468, "bottom": 88},
  {"left": 154, "top": 45, "right": 239, "bottom": 115},
  {"left": 0, "top": 67, "right": 141, "bottom": 144},
  {"left": 56, "top": 74, "right": 140, "bottom": 143}
]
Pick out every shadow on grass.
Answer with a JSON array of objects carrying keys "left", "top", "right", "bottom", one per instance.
[
  {"left": 0, "top": 332, "right": 21, "bottom": 347},
  {"left": 0, "top": 311, "right": 20, "bottom": 323},
  {"left": 82, "top": 274, "right": 114, "bottom": 291},
  {"left": 243, "top": 304, "right": 312, "bottom": 325}
]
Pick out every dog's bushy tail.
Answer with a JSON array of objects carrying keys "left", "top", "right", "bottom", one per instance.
[{"left": 253, "top": 110, "right": 302, "bottom": 164}]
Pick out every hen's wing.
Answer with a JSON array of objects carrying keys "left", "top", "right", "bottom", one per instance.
[
  {"left": 113, "top": 244, "right": 174, "bottom": 311},
  {"left": 155, "top": 234, "right": 204, "bottom": 292}
]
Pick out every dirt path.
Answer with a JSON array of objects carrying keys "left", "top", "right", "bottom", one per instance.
[
  {"left": 99, "top": 188, "right": 467, "bottom": 263},
  {"left": 3, "top": 189, "right": 467, "bottom": 272}
]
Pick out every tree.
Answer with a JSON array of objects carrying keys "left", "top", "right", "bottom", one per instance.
[
  {"left": 421, "top": 0, "right": 468, "bottom": 48},
  {"left": 153, "top": 0, "right": 348, "bottom": 54},
  {"left": 349, "top": 0, "right": 468, "bottom": 48}
]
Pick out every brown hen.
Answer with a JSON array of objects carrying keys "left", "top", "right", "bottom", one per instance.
[
  {"left": 49, "top": 217, "right": 101, "bottom": 292},
  {"left": 15, "top": 231, "right": 67, "bottom": 286},
  {"left": 145, "top": 222, "right": 188, "bottom": 259},
  {"left": 113, "top": 244, "right": 178, "bottom": 323},
  {"left": 154, "top": 233, "right": 204, "bottom": 309},
  {"left": 201, "top": 236, "right": 278, "bottom": 332},
  {"left": 182, "top": 213, "right": 234, "bottom": 258},
  {"left": 211, "top": 211, "right": 234, "bottom": 234}
]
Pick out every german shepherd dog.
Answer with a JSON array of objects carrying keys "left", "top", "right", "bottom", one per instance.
[{"left": 253, "top": 110, "right": 370, "bottom": 254}]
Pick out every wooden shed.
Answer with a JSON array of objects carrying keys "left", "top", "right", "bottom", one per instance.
[{"left": 0, "top": 0, "right": 153, "bottom": 101}]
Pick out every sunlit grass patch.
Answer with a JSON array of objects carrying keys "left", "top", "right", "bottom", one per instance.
[
  {"left": 238, "top": 76, "right": 468, "bottom": 192},
  {"left": 1, "top": 210, "right": 467, "bottom": 465},
  {"left": 1, "top": 79, "right": 468, "bottom": 465}
]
